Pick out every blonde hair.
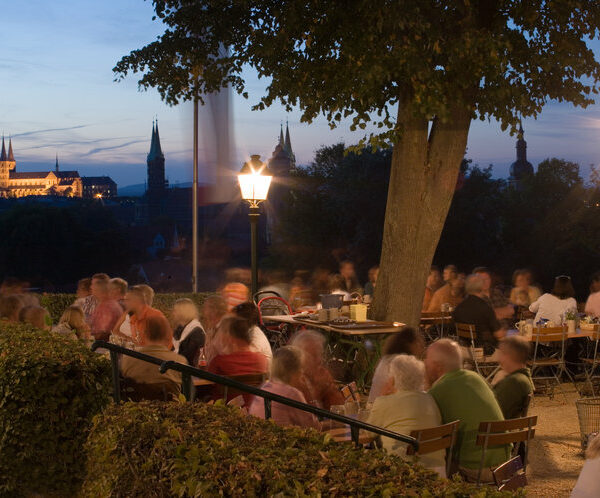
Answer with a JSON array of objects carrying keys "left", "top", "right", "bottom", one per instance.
[
  {"left": 59, "top": 306, "right": 88, "bottom": 337},
  {"left": 271, "top": 346, "right": 303, "bottom": 384},
  {"left": 136, "top": 284, "right": 155, "bottom": 305},
  {"left": 172, "top": 298, "right": 199, "bottom": 325},
  {"left": 109, "top": 278, "right": 128, "bottom": 297}
]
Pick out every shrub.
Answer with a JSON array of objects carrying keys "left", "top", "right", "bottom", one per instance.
[
  {"left": 40, "top": 292, "right": 76, "bottom": 323},
  {"left": 0, "top": 322, "right": 112, "bottom": 497},
  {"left": 82, "top": 402, "right": 521, "bottom": 497}
]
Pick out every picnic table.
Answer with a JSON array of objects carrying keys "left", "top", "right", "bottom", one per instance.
[{"left": 265, "top": 315, "right": 405, "bottom": 335}]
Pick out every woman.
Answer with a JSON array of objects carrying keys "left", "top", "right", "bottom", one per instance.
[
  {"left": 584, "top": 271, "right": 600, "bottom": 317},
  {"left": 422, "top": 266, "right": 443, "bottom": 311},
  {"left": 171, "top": 298, "right": 206, "bottom": 366},
  {"left": 201, "top": 295, "right": 228, "bottom": 363},
  {"left": 232, "top": 301, "right": 272, "bottom": 366},
  {"left": 509, "top": 269, "right": 541, "bottom": 307},
  {"left": 366, "top": 355, "right": 446, "bottom": 477},
  {"left": 53, "top": 306, "right": 90, "bottom": 341},
  {"left": 529, "top": 275, "right": 577, "bottom": 325},
  {"left": 248, "top": 346, "right": 320, "bottom": 429},
  {"left": 369, "top": 327, "right": 425, "bottom": 402}
]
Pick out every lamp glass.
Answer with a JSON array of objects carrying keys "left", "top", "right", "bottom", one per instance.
[{"left": 238, "top": 173, "right": 272, "bottom": 202}]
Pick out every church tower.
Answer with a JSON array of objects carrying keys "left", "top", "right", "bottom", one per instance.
[
  {"left": 509, "top": 125, "right": 534, "bottom": 188},
  {"left": 0, "top": 137, "right": 16, "bottom": 190},
  {"left": 146, "top": 121, "right": 167, "bottom": 218},
  {"left": 268, "top": 122, "right": 296, "bottom": 176}
]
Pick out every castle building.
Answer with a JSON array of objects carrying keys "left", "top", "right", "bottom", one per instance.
[
  {"left": 0, "top": 138, "right": 83, "bottom": 198},
  {"left": 509, "top": 125, "right": 534, "bottom": 188}
]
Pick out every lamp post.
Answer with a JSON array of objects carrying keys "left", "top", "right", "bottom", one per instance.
[{"left": 238, "top": 155, "right": 272, "bottom": 297}]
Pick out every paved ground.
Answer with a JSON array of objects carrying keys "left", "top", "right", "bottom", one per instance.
[{"left": 527, "top": 384, "right": 589, "bottom": 497}]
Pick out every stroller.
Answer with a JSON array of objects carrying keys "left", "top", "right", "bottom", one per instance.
[{"left": 254, "top": 291, "right": 293, "bottom": 350}]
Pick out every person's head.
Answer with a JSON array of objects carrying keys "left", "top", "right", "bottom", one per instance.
[
  {"left": 339, "top": 260, "right": 355, "bottom": 279},
  {"left": 20, "top": 305, "right": 51, "bottom": 331},
  {"left": 136, "top": 284, "right": 155, "bottom": 306},
  {"left": 513, "top": 269, "right": 532, "bottom": 289},
  {"left": 232, "top": 301, "right": 260, "bottom": 326},
  {"left": 217, "top": 316, "right": 252, "bottom": 352},
  {"left": 389, "top": 354, "right": 426, "bottom": 393},
  {"left": 449, "top": 274, "right": 466, "bottom": 297},
  {"left": 590, "top": 271, "right": 600, "bottom": 294},
  {"left": 0, "top": 295, "right": 24, "bottom": 322},
  {"left": 270, "top": 346, "right": 304, "bottom": 384},
  {"left": 552, "top": 275, "right": 575, "bottom": 300},
  {"left": 0, "top": 277, "right": 24, "bottom": 296},
  {"left": 124, "top": 286, "right": 148, "bottom": 314},
  {"left": 290, "top": 329, "right": 327, "bottom": 370},
  {"left": 427, "top": 266, "right": 443, "bottom": 290},
  {"left": 76, "top": 278, "right": 92, "bottom": 298},
  {"left": 59, "top": 306, "right": 89, "bottom": 336},
  {"left": 424, "top": 339, "right": 462, "bottom": 386},
  {"left": 443, "top": 265, "right": 458, "bottom": 283},
  {"left": 327, "top": 274, "right": 345, "bottom": 293},
  {"left": 473, "top": 267, "right": 492, "bottom": 292},
  {"left": 498, "top": 336, "right": 530, "bottom": 373},
  {"left": 465, "top": 273, "right": 485, "bottom": 297},
  {"left": 108, "top": 278, "right": 128, "bottom": 301},
  {"left": 201, "top": 295, "right": 228, "bottom": 330},
  {"left": 368, "top": 266, "right": 380, "bottom": 284},
  {"left": 90, "top": 273, "right": 110, "bottom": 300},
  {"left": 145, "top": 314, "right": 173, "bottom": 345},
  {"left": 172, "top": 298, "right": 199, "bottom": 327},
  {"left": 382, "top": 327, "right": 425, "bottom": 358}
]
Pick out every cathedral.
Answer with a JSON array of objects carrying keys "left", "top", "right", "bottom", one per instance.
[{"left": 0, "top": 137, "right": 83, "bottom": 198}]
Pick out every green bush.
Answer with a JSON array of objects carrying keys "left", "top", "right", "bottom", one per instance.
[
  {"left": 39, "top": 292, "right": 215, "bottom": 323},
  {"left": 0, "top": 322, "right": 112, "bottom": 497},
  {"left": 82, "top": 402, "right": 521, "bottom": 497}
]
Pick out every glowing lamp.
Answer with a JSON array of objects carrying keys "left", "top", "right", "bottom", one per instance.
[{"left": 238, "top": 155, "right": 272, "bottom": 206}]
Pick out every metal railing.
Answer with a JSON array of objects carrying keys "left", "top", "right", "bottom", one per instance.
[{"left": 92, "top": 340, "right": 418, "bottom": 450}]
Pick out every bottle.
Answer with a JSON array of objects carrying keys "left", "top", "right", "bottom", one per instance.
[{"left": 197, "top": 348, "right": 207, "bottom": 369}]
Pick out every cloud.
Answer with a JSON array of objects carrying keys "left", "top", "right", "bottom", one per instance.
[
  {"left": 12, "top": 125, "right": 89, "bottom": 138},
  {"left": 84, "top": 139, "right": 147, "bottom": 156}
]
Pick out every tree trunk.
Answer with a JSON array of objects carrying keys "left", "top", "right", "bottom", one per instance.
[{"left": 373, "top": 102, "right": 471, "bottom": 328}]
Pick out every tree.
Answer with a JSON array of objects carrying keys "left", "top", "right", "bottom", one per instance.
[{"left": 115, "top": 1, "right": 600, "bottom": 325}]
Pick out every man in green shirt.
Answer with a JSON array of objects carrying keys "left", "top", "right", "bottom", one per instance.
[
  {"left": 493, "top": 335, "right": 534, "bottom": 419},
  {"left": 425, "top": 339, "right": 510, "bottom": 482}
]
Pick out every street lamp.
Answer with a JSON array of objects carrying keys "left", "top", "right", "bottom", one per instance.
[{"left": 238, "top": 154, "right": 272, "bottom": 297}]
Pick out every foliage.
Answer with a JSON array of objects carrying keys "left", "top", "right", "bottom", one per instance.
[
  {"left": 40, "top": 293, "right": 77, "bottom": 323},
  {"left": 82, "top": 401, "right": 520, "bottom": 497},
  {"left": 0, "top": 322, "right": 112, "bottom": 497},
  {"left": 0, "top": 204, "right": 133, "bottom": 286}
]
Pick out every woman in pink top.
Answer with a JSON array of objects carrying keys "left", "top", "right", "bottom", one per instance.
[{"left": 249, "top": 346, "right": 320, "bottom": 430}]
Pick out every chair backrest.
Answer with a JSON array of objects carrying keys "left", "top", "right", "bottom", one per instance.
[
  {"left": 407, "top": 420, "right": 460, "bottom": 477},
  {"left": 220, "top": 372, "right": 268, "bottom": 403},
  {"left": 532, "top": 326, "right": 567, "bottom": 361},
  {"left": 492, "top": 455, "right": 527, "bottom": 491},
  {"left": 455, "top": 322, "right": 476, "bottom": 341},
  {"left": 121, "top": 377, "right": 180, "bottom": 402},
  {"left": 340, "top": 381, "right": 359, "bottom": 402}
]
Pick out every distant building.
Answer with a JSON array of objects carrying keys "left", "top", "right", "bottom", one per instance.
[
  {"left": 509, "top": 125, "right": 534, "bottom": 188},
  {"left": 82, "top": 176, "right": 117, "bottom": 198},
  {"left": 0, "top": 139, "right": 83, "bottom": 198},
  {"left": 146, "top": 120, "right": 168, "bottom": 218}
]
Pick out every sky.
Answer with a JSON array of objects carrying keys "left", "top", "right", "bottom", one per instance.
[{"left": 2, "top": 0, "right": 600, "bottom": 188}]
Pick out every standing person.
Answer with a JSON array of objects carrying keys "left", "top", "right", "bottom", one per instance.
[
  {"left": 220, "top": 268, "right": 250, "bottom": 311},
  {"left": 126, "top": 286, "right": 172, "bottom": 348},
  {"left": 584, "top": 271, "right": 600, "bottom": 318},
  {"left": 364, "top": 265, "right": 380, "bottom": 299},
  {"left": 473, "top": 267, "right": 514, "bottom": 321},
  {"left": 171, "top": 298, "right": 206, "bottom": 366},
  {"left": 338, "top": 260, "right": 363, "bottom": 295},
  {"left": 509, "top": 269, "right": 541, "bottom": 307},
  {"left": 425, "top": 339, "right": 510, "bottom": 482},
  {"left": 232, "top": 302, "right": 273, "bottom": 366},
  {"left": 529, "top": 275, "right": 577, "bottom": 325},
  {"left": 89, "top": 277, "right": 122, "bottom": 342}
]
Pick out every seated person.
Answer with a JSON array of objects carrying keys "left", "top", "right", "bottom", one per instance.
[
  {"left": 452, "top": 274, "right": 505, "bottom": 355},
  {"left": 171, "top": 298, "right": 206, "bottom": 366},
  {"left": 0, "top": 294, "right": 24, "bottom": 323},
  {"left": 473, "top": 267, "right": 515, "bottom": 321},
  {"left": 529, "top": 275, "right": 577, "bottom": 325},
  {"left": 20, "top": 305, "right": 51, "bottom": 331},
  {"left": 493, "top": 336, "right": 534, "bottom": 419},
  {"left": 207, "top": 316, "right": 269, "bottom": 402},
  {"left": 289, "top": 329, "right": 345, "bottom": 410},
  {"left": 200, "top": 295, "right": 228, "bottom": 363},
  {"left": 425, "top": 339, "right": 510, "bottom": 482},
  {"left": 248, "top": 346, "right": 320, "bottom": 429},
  {"left": 53, "top": 306, "right": 90, "bottom": 341},
  {"left": 509, "top": 269, "right": 541, "bottom": 308},
  {"left": 126, "top": 285, "right": 172, "bottom": 348},
  {"left": 369, "top": 327, "right": 425, "bottom": 402},
  {"left": 427, "top": 275, "right": 465, "bottom": 313},
  {"left": 232, "top": 301, "right": 273, "bottom": 366},
  {"left": 89, "top": 277, "right": 123, "bottom": 342},
  {"left": 120, "top": 314, "right": 187, "bottom": 387},
  {"left": 367, "top": 355, "right": 446, "bottom": 477}
]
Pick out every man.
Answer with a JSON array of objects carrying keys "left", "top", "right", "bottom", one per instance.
[
  {"left": 126, "top": 285, "right": 172, "bottom": 347},
  {"left": 338, "top": 260, "right": 363, "bottom": 295},
  {"left": 493, "top": 336, "right": 534, "bottom": 419},
  {"left": 120, "top": 314, "right": 187, "bottom": 386},
  {"left": 473, "top": 267, "right": 514, "bottom": 321},
  {"left": 81, "top": 273, "right": 109, "bottom": 324},
  {"left": 425, "top": 339, "right": 510, "bottom": 481},
  {"left": 89, "top": 276, "right": 122, "bottom": 341},
  {"left": 427, "top": 272, "right": 465, "bottom": 313},
  {"left": 452, "top": 274, "right": 506, "bottom": 355}
]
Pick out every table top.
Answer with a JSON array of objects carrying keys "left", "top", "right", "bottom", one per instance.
[
  {"left": 265, "top": 315, "right": 406, "bottom": 335},
  {"left": 325, "top": 425, "right": 377, "bottom": 445},
  {"left": 526, "top": 329, "right": 596, "bottom": 341}
]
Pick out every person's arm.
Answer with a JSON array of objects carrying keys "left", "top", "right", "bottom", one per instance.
[
  {"left": 529, "top": 296, "right": 542, "bottom": 313},
  {"left": 111, "top": 312, "right": 128, "bottom": 338}
]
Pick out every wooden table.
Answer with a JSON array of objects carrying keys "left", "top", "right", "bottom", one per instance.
[
  {"left": 325, "top": 425, "right": 377, "bottom": 445},
  {"left": 266, "top": 315, "right": 406, "bottom": 336},
  {"left": 526, "top": 329, "right": 596, "bottom": 341}
]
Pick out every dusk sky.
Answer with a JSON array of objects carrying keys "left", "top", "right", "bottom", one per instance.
[{"left": 2, "top": 0, "right": 600, "bottom": 187}]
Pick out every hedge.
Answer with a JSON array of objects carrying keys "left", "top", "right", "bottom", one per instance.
[
  {"left": 40, "top": 292, "right": 215, "bottom": 323},
  {"left": 82, "top": 401, "right": 522, "bottom": 497},
  {"left": 0, "top": 322, "right": 112, "bottom": 497}
]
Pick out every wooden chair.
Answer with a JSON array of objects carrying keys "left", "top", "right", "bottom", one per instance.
[
  {"left": 406, "top": 420, "right": 460, "bottom": 477},
  {"left": 420, "top": 312, "right": 453, "bottom": 341},
  {"left": 120, "top": 377, "right": 180, "bottom": 401},
  {"left": 492, "top": 456, "right": 527, "bottom": 491},
  {"left": 455, "top": 323, "right": 499, "bottom": 381},
  {"left": 340, "top": 381, "right": 359, "bottom": 402},
  {"left": 529, "top": 326, "right": 571, "bottom": 398},
  {"left": 475, "top": 415, "right": 537, "bottom": 485},
  {"left": 217, "top": 372, "right": 268, "bottom": 405}
]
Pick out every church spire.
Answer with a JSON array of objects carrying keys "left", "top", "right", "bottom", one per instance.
[
  {"left": 55, "top": 153, "right": 59, "bottom": 173},
  {"left": 0, "top": 137, "right": 6, "bottom": 162},
  {"left": 284, "top": 120, "right": 292, "bottom": 155},
  {"left": 148, "top": 119, "right": 164, "bottom": 160},
  {"left": 7, "top": 138, "right": 14, "bottom": 162},
  {"left": 279, "top": 123, "right": 285, "bottom": 146},
  {"left": 516, "top": 123, "right": 527, "bottom": 162}
]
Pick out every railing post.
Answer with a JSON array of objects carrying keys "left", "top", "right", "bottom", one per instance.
[
  {"left": 182, "top": 372, "right": 192, "bottom": 401},
  {"left": 264, "top": 398, "right": 272, "bottom": 420},
  {"left": 109, "top": 349, "right": 121, "bottom": 404},
  {"left": 350, "top": 424, "right": 359, "bottom": 446}
]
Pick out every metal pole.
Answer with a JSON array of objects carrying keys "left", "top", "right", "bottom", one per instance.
[
  {"left": 109, "top": 349, "right": 121, "bottom": 404},
  {"left": 192, "top": 97, "right": 199, "bottom": 293},
  {"left": 249, "top": 205, "right": 259, "bottom": 297}
]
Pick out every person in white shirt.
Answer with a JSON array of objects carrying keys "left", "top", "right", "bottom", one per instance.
[
  {"left": 529, "top": 275, "right": 577, "bottom": 325},
  {"left": 232, "top": 301, "right": 273, "bottom": 367},
  {"left": 584, "top": 272, "right": 600, "bottom": 318},
  {"left": 572, "top": 433, "right": 600, "bottom": 497}
]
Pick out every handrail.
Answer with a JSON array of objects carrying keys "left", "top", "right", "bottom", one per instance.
[{"left": 92, "top": 340, "right": 418, "bottom": 450}]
